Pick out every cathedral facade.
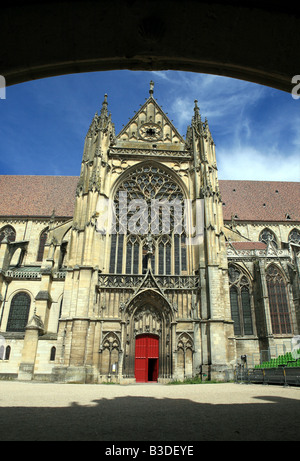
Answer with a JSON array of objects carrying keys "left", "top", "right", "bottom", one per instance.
[{"left": 0, "top": 83, "right": 299, "bottom": 383}]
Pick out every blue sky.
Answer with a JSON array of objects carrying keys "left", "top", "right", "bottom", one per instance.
[{"left": 0, "top": 70, "right": 299, "bottom": 181}]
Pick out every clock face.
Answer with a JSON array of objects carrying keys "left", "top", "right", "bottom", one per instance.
[{"left": 139, "top": 123, "right": 162, "bottom": 141}]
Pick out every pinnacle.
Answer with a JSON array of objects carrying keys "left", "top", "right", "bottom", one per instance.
[{"left": 149, "top": 80, "right": 154, "bottom": 97}]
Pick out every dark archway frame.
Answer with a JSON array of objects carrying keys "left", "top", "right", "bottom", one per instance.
[{"left": 2, "top": 1, "right": 300, "bottom": 92}]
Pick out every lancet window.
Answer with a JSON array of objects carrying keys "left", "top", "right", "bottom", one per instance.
[
  {"left": 6, "top": 292, "right": 31, "bottom": 332},
  {"left": 228, "top": 265, "right": 253, "bottom": 336},
  {"left": 266, "top": 264, "right": 292, "bottom": 335},
  {"left": 37, "top": 228, "right": 48, "bottom": 262},
  {"left": 109, "top": 164, "right": 187, "bottom": 275}
]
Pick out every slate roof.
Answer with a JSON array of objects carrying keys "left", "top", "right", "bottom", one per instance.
[
  {"left": 219, "top": 180, "right": 300, "bottom": 222},
  {"left": 0, "top": 175, "right": 77, "bottom": 217},
  {"left": 0, "top": 175, "right": 299, "bottom": 222},
  {"left": 227, "top": 241, "right": 267, "bottom": 250}
]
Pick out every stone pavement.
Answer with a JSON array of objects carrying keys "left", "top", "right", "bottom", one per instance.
[{"left": 0, "top": 381, "right": 299, "bottom": 441}]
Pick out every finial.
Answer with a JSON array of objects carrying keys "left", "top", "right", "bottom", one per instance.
[
  {"left": 149, "top": 80, "right": 154, "bottom": 97},
  {"left": 101, "top": 94, "right": 108, "bottom": 109},
  {"left": 100, "top": 93, "right": 108, "bottom": 120},
  {"left": 50, "top": 209, "right": 55, "bottom": 222},
  {"left": 193, "top": 99, "right": 201, "bottom": 123}
]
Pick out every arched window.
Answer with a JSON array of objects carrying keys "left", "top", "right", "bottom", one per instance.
[
  {"left": 228, "top": 265, "right": 253, "bottom": 336},
  {"left": 0, "top": 225, "right": 16, "bottom": 243},
  {"left": 266, "top": 265, "right": 292, "bottom": 335},
  {"left": 288, "top": 228, "right": 300, "bottom": 245},
  {"left": 100, "top": 332, "right": 120, "bottom": 375},
  {"left": 50, "top": 347, "right": 56, "bottom": 361},
  {"left": 158, "top": 236, "right": 171, "bottom": 275},
  {"left": 109, "top": 164, "right": 187, "bottom": 275},
  {"left": 37, "top": 228, "right": 48, "bottom": 261},
  {"left": 6, "top": 292, "right": 31, "bottom": 332},
  {"left": 259, "top": 228, "right": 278, "bottom": 248},
  {"left": 0, "top": 345, "right": 10, "bottom": 361},
  {"left": 5, "top": 346, "right": 11, "bottom": 361}
]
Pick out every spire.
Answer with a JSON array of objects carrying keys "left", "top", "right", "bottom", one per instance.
[
  {"left": 149, "top": 80, "right": 154, "bottom": 97},
  {"left": 100, "top": 94, "right": 108, "bottom": 118},
  {"left": 99, "top": 94, "right": 109, "bottom": 130},
  {"left": 193, "top": 99, "right": 201, "bottom": 124}
]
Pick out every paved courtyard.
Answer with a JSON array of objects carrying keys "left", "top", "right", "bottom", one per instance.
[{"left": 0, "top": 381, "right": 299, "bottom": 441}]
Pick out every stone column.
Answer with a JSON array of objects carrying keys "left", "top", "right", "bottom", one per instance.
[
  {"left": 258, "top": 260, "right": 275, "bottom": 352},
  {"left": 118, "top": 320, "right": 126, "bottom": 380}
]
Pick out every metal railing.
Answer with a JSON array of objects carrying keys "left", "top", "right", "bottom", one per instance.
[{"left": 235, "top": 365, "right": 300, "bottom": 387}]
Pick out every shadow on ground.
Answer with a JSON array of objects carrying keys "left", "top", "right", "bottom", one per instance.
[{"left": 0, "top": 394, "right": 299, "bottom": 441}]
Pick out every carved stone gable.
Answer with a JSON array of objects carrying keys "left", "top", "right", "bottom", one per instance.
[{"left": 116, "top": 84, "right": 185, "bottom": 148}]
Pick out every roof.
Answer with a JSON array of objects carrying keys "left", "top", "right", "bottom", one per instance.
[
  {"left": 219, "top": 180, "right": 300, "bottom": 222},
  {"left": 0, "top": 175, "right": 77, "bottom": 218},
  {"left": 227, "top": 241, "right": 267, "bottom": 250},
  {"left": 0, "top": 175, "right": 299, "bottom": 222}
]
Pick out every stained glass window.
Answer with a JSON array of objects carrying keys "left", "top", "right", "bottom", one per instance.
[
  {"left": 241, "top": 285, "right": 253, "bottom": 335},
  {"left": 228, "top": 265, "right": 253, "bottom": 336},
  {"left": 109, "top": 234, "right": 117, "bottom": 273},
  {"left": 266, "top": 265, "right": 292, "bottom": 335},
  {"left": 116, "top": 234, "right": 124, "bottom": 273},
  {"left": 7, "top": 292, "right": 31, "bottom": 332},
  {"left": 37, "top": 229, "right": 48, "bottom": 262},
  {"left": 174, "top": 235, "right": 180, "bottom": 275},
  {"left": 109, "top": 164, "right": 188, "bottom": 275},
  {"left": 230, "top": 286, "right": 241, "bottom": 335},
  {"left": 126, "top": 239, "right": 133, "bottom": 274}
]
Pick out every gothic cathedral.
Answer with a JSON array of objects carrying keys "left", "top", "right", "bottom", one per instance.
[{"left": 0, "top": 82, "right": 299, "bottom": 383}]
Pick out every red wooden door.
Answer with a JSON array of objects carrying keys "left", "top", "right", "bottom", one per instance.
[
  {"left": 135, "top": 335, "right": 148, "bottom": 383},
  {"left": 135, "top": 334, "right": 159, "bottom": 382}
]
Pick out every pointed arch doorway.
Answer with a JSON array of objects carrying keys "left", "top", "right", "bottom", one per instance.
[
  {"left": 135, "top": 334, "right": 159, "bottom": 382},
  {"left": 123, "top": 288, "right": 173, "bottom": 382}
]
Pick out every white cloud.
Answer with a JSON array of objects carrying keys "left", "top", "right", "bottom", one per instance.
[
  {"left": 151, "top": 71, "right": 171, "bottom": 81},
  {"left": 217, "top": 146, "right": 300, "bottom": 181},
  {"left": 1, "top": 70, "right": 299, "bottom": 182},
  {"left": 152, "top": 71, "right": 300, "bottom": 182},
  {"left": 164, "top": 72, "right": 267, "bottom": 135}
]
